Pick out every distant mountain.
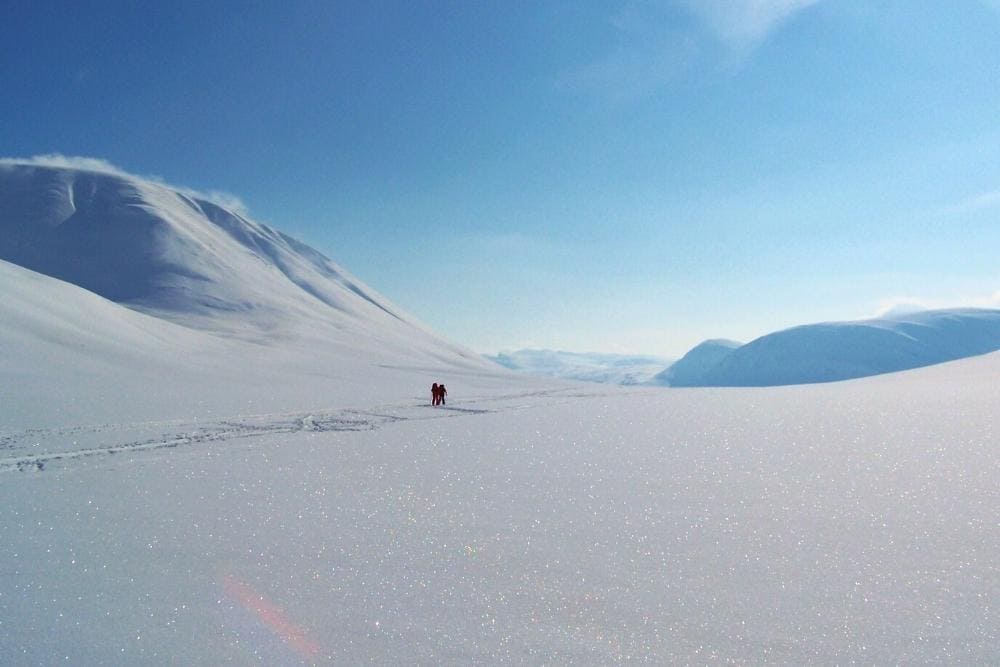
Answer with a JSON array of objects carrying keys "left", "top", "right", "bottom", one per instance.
[
  {"left": 668, "top": 309, "right": 1000, "bottom": 387},
  {"left": 488, "top": 349, "right": 673, "bottom": 385},
  {"left": 651, "top": 339, "right": 741, "bottom": 386}
]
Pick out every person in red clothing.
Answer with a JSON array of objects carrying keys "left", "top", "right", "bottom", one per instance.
[
  {"left": 437, "top": 383, "right": 447, "bottom": 406},
  {"left": 431, "top": 383, "right": 439, "bottom": 405}
]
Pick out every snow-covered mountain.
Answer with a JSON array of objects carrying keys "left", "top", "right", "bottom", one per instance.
[
  {"left": 651, "top": 338, "right": 741, "bottom": 386},
  {"left": 0, "top": 161, "right": 481, "bottom": 354},
  {"left": 668, "top": 309, "right": 1000, "bottom": 387},
  {"left": 0, "top": 160, "right": 515, "bottom": 426},
  {"left": 487, "top": 349, "right": 672, "bottom": 385}
]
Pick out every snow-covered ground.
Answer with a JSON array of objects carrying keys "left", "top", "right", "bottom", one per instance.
[
  {"left": 2, "top": 353, "right": 997, "bottom": 663},
  {"left": 0, "top": 258, "right": 534, "bottom": 430},
  {"left": 1, "top": 160, "right": 997, "bottom": 663}
]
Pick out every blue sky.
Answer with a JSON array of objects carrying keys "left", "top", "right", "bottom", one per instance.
[{"left": 3, "top": 1, "right": 999, "bottom": 357}]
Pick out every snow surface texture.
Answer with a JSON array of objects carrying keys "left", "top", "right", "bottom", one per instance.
[
  {"left": 661, "top": 309, "right": 1000, "bottom": 386},
  {"left": 488, "top": 349, "right": 672, "bottom": 385},
  {"left": 1, "top": 355, "right": 997, "bottom": 663}
]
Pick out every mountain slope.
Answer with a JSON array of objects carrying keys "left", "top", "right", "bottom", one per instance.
[
  {"left": 688, "top": 309, "right": 1000, "bottom": 386},
  {"left": 652, "top": 338, "right": 741, "bottom": 386},
  {"left": 0, "top": 161, "right": 484, "bottom": 364},
  {"left": 0, "top": 161, "right": 524, "bottom": 427}
]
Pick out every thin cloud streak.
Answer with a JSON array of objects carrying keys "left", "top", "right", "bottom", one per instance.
[
  {"left": 679, "top": 0, "right": 823, "bottom": 51},
  {"left": 558, "top": 27, "right": 698, "bottom": 103},
  {"left": 560, "top": 0, "right": 822, "bottom": 102},
  {"left": 937, "top": 189, "right": 1000, "bottom": 216}
]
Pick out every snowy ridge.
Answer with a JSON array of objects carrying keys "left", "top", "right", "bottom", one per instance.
[
  {"left": 651, "top": 338, "right": 741, "bottom": 386},
  {"left": 661, "top": 309, "right": 1000, "bottom": 386},
  {"left": 0, "top": 161, "right": 476, "bottom": 359}
]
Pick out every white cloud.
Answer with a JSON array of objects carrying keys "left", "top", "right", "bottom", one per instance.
[
  {"left": 560, "top": 1, "right": 821, "bottom": 102},
  {"left": 679, "top": 0, "right": 822, "bottom": 52},
  {"left": 559, "top": 29, "right": 698, "bottom": 103},
  {"left": 937, "top": 189, "right": 1000, "bottom": 217},
  {"left": 0, "top": 154, "right": 249, "bottom": 215}
]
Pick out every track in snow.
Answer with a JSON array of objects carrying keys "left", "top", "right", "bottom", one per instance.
[{"left": 0, "top": 387, "right": 621, "bottom": 473}]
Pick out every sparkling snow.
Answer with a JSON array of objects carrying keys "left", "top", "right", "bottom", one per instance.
[{"left": 2, "top": 355, "right": 997, "bottom": 663}]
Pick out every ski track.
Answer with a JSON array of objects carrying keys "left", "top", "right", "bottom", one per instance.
[{"left": 0, "top": 387, "right": 618, "bottom": 473}]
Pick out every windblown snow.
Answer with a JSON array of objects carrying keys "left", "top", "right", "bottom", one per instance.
[{"left": 1, "top": 160, "right": 997, "bottom": 663}]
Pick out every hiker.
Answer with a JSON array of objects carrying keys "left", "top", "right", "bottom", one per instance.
[
  {"left": 431, "top": 383, "right": 439, "bottom": 405},
  {"left": 438, "top": 383, "right": 447, "bottom": 406}
]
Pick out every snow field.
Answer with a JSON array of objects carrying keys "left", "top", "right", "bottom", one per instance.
[{"left": 1, "top": 355, "right": 997, "bottom": 663}]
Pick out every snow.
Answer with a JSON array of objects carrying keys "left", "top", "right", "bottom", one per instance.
[
  {"left": 652, "top": 338, "right": 741, "bottom": 386},
  {"left": 0, "top": 162, "right": 524, "bottom": 429},
  {"left": 0, "top": 162, "right": 488, "bottom": 361},
  {"left": 0, "top": 258, "right": 537, "bottom": 430},
  {"left": 1, "top": 356, "right": 997, "bottom": 663},
  {"left": 664, "top": 309, "right": 1000, "bottom": 386},
  {"left": 1, "top": 160, "right": 997, "bottom": 662}
]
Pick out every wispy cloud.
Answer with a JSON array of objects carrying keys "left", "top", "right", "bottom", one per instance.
[
  {"left": 558, "top": 22, "right": 698, "bottom": 103},
  {"left": 679, "top": 0, "right": 822, "bottom": 52},
  {"left": 560, "top": 1, "right": 821, "bottom": 102},
  {"left": 937, "top": 189, "right": 1000, "bottom": 217},
  {"left": 0, "top": 154, "right": 249, "bottom": 215}
]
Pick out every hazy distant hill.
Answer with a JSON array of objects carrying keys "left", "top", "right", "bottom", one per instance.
[
  {"left": 651, "top": 339, "right": 741, "bottom": 386},
  {"left": 488, "top": 349, "right": 672, "bottom": 385},
  {"left": 662, "top": 309, "right": 1000, "bottom": 387}
]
